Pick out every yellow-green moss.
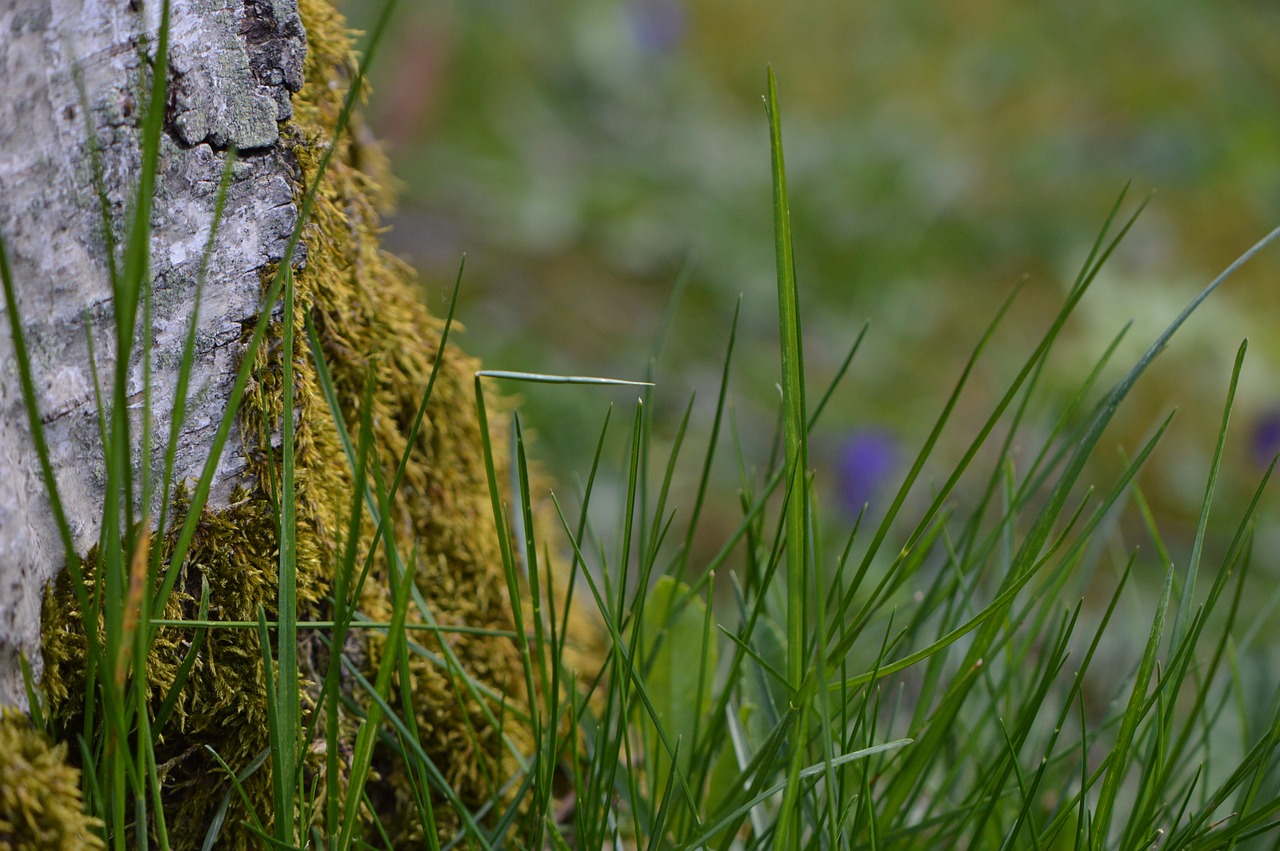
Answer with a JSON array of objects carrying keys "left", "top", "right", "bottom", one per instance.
[
  {"left": 284, "top": 0, "right": 539, "bottom": 837},
  {"left": 42, "top": 494, "right": 302, "bottom": 846},
  {"left": 38, "top": 0, "right": 602, "bottom": 847},
  {"left": 0, "top": 709, "right": 104, "bottom": 850}
]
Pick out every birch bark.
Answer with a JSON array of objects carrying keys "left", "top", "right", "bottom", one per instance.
[{"left": 0, "top": 0, "right": 306, "bottom": 705}]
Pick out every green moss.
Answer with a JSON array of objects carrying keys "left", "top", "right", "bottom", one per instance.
[
  {"left": 38, "top": 0, "right": 599, "bottom": 847},
  {"left": 0, "top": 709, "right": 104, "bottom": 850},
  {"left": 42, "top": 495, "right": 296, "bottom": 847},
  {"left": 287, "top": 0, "right": 539, "bottom": 836}
]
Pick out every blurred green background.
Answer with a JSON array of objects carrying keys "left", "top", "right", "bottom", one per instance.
[{"left": 339, "top": 0, "right": 1280, "bottom": 573}]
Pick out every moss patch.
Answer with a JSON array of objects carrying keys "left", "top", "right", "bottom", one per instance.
[{"left": 0, "top": 709, "right": 104, "bottom": 850}]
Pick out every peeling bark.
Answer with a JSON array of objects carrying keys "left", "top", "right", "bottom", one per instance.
[{"left": 0, "top": 0, "right": 306, "bottom": 705}]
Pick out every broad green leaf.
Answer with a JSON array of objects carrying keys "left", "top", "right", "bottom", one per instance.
[{"left": 636, "top": 576, "right": 717, "bottom": 831}]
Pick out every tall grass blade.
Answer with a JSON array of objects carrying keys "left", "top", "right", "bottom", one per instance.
[
  {"left": 274, "top": 264, "right": 299, "bottom": 845},
  {"left": 764, "top": 65, "right": 809, "bottom": 692},
  {"left": 1092, "top": 567, "right": 1174, "bottom": 844},
  {"left": 337, "top": 548, "right": 418, "bottom": 847}
]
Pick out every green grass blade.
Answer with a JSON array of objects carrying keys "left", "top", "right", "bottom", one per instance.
[
  {"left": 338, "top": 653, "right": 493, "bottom": 848},
  {"left": 255, "top": 606, "right": 286, "bottom": 841},
  {"left": 677, "top": 297, "right": 740, "bottom": 582},
  {"left": 152, "top": 575, "right": 211, "bottom": 737},
  {"left": 201, "top": 746, "right": 270, "bottom": 850},
  {"left": 274, "top": 264, "right": 299, "bottom": 846},
  {"left": 337, "top": 548, "right": 418, "bottom": 847},
  {"left": 476, "top": 370, "right": 653, "bottom": 387},
  {"left": 1021, "top": 222, "right": 1280, "bottom": 590},
  {"left": 0, "top": 226, "right": 87, "bottom": 601},
  {"left": 764, "top": 65, "right": 809, "bottom": 698},
  {"left": 153, "top": 149, "right": 237, "bottom": 568},
  {"left": 1171, "top": 339, "right": 1247, "bottom": 654},
  {"left": 321, "top": 369, "right": 376, "bottom": 843},
  {"left": 547, "top": 493, "right": 703, "bottom": 818},
  {"left": 1092, "top": 566, "right": 1174, "bottom": 844},
  {"left": 688, "top": 738, "right": 913, "bottom": 847}
]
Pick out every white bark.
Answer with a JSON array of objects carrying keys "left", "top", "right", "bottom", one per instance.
[{"left": 0, "top": 0, "right": 306, "bottom": 705}]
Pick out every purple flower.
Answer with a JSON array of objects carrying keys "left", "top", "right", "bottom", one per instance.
[
  {"left": 836, "top": 430, "right": 899, "bottom": 516},
  {"left": 627, "top": 0, "right": 686, "bottom": 54},
  {"left": 1252, "top": 407, "right": 1280, "bottom": 468}
]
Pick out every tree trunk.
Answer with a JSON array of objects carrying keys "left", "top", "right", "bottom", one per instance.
[
  {"left": 0, "top": 0, "right": 306, "bottom": 704},
  {"left": 0, "top": 4, "right": 571, "bottom": 841}
]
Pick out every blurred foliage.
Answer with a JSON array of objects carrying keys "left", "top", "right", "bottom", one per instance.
[{"left": 340, "top": 0, "right": 1280, "bottom": 561}]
